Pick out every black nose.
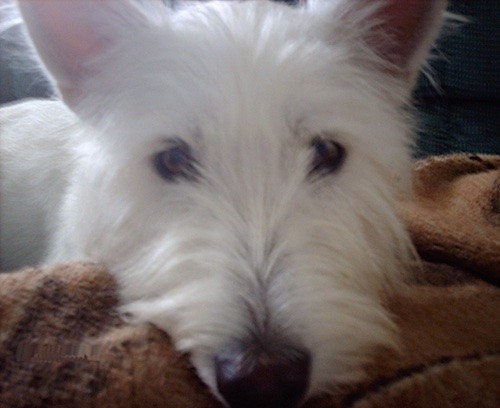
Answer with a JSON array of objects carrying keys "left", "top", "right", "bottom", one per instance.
[{"left": 215, "top": 343, "right": 311, "bottom": 408}]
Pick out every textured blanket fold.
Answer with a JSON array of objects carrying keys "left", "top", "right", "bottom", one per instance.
[
  {"left": 1, "top": 154, "right": 499, "bottom": 408},
  {"left": 399, "top": 154, "right": 500, "bottom": 283}
]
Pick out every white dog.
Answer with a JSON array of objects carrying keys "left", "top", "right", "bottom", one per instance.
[{"left": 0, "top": 1, "right": 447, "bottom": 406}]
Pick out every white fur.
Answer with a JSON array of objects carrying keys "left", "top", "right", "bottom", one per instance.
[{"left": 0, "top": 0, "right": 447, "bottom": 404}]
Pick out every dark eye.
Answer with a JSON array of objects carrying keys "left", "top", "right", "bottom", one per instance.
[
  {"left": 153, "top": 140, "right": 197, "bottom": 181},
  {"left": 310, "top": 137, "right": 346, "bottom": 175}
]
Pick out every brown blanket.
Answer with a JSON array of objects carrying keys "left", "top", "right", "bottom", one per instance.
[{"left": 1, "top": 154, "right": 499, "bottom": 408}]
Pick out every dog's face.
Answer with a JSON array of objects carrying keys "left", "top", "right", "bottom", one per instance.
[{"left": 19, "top": 0, "right": 446, "bottom": 406}]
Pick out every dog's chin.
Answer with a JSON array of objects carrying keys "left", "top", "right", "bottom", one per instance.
[
  {"left": 190, "top": 351, "right": 224, "bottom": 402},
  {"left": 118, "top": 275, "right": 398, "bottom": 407}
]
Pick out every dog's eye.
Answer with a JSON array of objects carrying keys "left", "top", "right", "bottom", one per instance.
[
  {"left": 153, "top": 141, "right": 197, "bottom": 181},
  {"left": 310, "top": 137, "right": 346, "bottom": 175}
]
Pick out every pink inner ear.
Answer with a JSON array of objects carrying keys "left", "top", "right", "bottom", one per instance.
[
  {"left": 24, "top": 2, "right": 106, "bottom": 78},
  {"left": 39, "top": 6, "right": 95, "bottom": 55},
  {"left": 18, "top": 0, "right": 114, "bottom": 105},
  {"left": 370, "top": 0, "right": 444, "bottom": 79}
]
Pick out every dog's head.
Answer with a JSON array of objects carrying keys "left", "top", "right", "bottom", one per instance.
[{"left": 18, "top": 0, "right": 447, "bottom": 406}]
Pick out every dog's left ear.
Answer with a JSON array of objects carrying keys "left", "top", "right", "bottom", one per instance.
[
  {"left": 17, "top": 0, "right": 150, "bottom": 110},
  {"left": 308, "top": 0, "right": 448, "bottom": 90}
]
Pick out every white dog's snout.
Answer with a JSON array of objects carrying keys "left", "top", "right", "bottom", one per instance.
[{"left": 215, "top": 340, "right": 311, "bottom": 408}]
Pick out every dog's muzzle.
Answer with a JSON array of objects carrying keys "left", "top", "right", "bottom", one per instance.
[{"left": 215, "top": 341, "right": 311, "bottom": 408}]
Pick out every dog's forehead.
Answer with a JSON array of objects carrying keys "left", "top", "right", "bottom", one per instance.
[
  {"left": 168, "top": 2, "right": 336, "bottom": 95},
  {"left": 102, "top": 3, "right": 365, "bottom": 156},
  {"left": 96, "top": 1, "right": 388, "bottom": 158},
  {"left": 107, "top": 2, "right": 345, "bottom": 122}
]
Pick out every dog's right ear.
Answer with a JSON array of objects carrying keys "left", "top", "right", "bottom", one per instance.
[
  {"left": 306, "top": 0, "right": 448, "bottom": 93},
  {"left": 17, "top": 0, "right": 150, "bottom": 109}
]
